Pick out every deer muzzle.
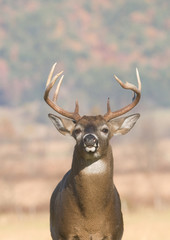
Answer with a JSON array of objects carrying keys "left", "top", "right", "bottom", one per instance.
[{"left": 83, "top": 134, "right": 99, "bottom": 153}]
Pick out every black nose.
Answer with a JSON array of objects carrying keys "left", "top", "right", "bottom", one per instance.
[{"left": 83, "top": 134, "right": 98, "bottom": 147}]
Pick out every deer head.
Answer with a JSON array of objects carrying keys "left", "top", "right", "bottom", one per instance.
[{"left": 44, "top": 63, "right": 141, "bottom": 160}]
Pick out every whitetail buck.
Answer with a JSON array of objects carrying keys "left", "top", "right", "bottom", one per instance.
[{"left": 44, "top": 63, "right": 141, "bottom": 240}]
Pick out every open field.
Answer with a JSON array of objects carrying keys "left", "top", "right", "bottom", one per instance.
[
  {"left": 0, "top": 135, "right": 170, "bottom": 212},
  {"left": 0, "top": 208, "right": 170, "bottom": 240},
  {"left": 0, "top": 107, "right": 170, "bottom": 239}
]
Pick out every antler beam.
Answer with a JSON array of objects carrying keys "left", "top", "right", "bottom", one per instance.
[
  {"left": 104, "top": 69, "right": 141, "bottom": 121},
  {"left": 44, "top": 63, "right": 81, "bottom": 122}
]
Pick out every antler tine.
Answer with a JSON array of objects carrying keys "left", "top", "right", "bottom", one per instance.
[
  {"left": 46, "top": 62, "right": 57, "bottom": 88},
  {"left": 53, "top": 74, "right": 64, "bottom": 102},
  {"left": 44, "top": 72, "right": 63, "bottom": 101},
  {"left": 136, "top": 68, "right": 141, "bottom": 91},
  {"left": 104, "top": 69, "right": 141, "bottom": 121},
  {"left": 44, "top": 63, "right": 81, "bottom": 122},
  {"left": 107, "top": 97, "right": 111, "bottom": 113},
  {"left": 75, "top": 100, "right": 79, "bottom": 114}
]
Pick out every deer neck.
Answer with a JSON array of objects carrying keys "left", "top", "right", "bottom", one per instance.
[
  {"left": 72, "top": 145, "right": 113, "bottom": 175},
  {"left": 70, "top": 145, "right": 114, "bottom": 215}
]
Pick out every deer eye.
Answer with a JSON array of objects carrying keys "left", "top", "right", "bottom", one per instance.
[
  {"left": 74, "top": 128, "right": 82, "bottom": 135},
  {"left": 101, "top": 128, "right": 109, "bottom": 134}
]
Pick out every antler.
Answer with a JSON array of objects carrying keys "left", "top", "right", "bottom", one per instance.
[
  {"left": 104, "top": 68, "right": 141, "bottom": 121},
  {"left": 44, "top": 63, "right": 81, "bottom": 122}
]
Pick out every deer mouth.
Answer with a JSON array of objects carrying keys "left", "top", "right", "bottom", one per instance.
[
  {"left": 83, "top": 134, "right": 99, "bottom": 153},
  {"left": 84, "top": 143, "right": 98, "bottom": 153}
]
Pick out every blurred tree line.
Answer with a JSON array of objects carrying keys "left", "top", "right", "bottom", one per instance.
[{"left": 0, "top": 0, "right": 170, "bottom": 117}]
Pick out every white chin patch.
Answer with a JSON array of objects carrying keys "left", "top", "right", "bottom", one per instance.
[
  {"left": 85, "top": 146, "right": 96, "bottom": 153},
  {"left": 82, "top": 159, "right": 107, "bottom": 175}
]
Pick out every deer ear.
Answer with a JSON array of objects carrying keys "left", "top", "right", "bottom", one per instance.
[
  {"left": 109, "top": 114, "right": 140, "bottom": 136},
  {"left": 48, "top": 114, "right": 76, "bottom": 136}
]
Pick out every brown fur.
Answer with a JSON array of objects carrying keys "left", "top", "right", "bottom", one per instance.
[{"left": 49, "top": 114, "right": 140, "bottom": 240}]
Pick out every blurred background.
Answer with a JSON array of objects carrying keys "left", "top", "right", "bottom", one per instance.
[{"left": 0, "top": 0, "right": 170, "bottom": 239}]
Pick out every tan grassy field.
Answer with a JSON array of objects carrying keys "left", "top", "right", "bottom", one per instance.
[
  {"left": 0, "top": 107, "right": 170, "bottom": 239},
  {"left": 0, "top": 208, "right": 170, "bottom": 240}
]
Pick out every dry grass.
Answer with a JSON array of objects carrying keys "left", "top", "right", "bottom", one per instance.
[
  {"left": 0, "top": 106, "right": 170, "bottom": 239},
  {"left": 0, "top": 137, "right": 170, "bottom": 212},
  {"left": 0, "top": 208, "right": 170, "bottom": 240},
  {"left": 0, "top": 212, "right": 50, "bottom": 240},
  {"left": 123, "top": 207, "right": 170, "bottom": 240}
]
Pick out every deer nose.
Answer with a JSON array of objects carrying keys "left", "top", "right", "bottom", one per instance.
[{"left": 83, "top": 134, "right": 98, "bottom": 147}]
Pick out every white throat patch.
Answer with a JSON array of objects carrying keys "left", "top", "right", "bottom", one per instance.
[{"left": 82, "top": 159, "right": 107, "bottom": 175}]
